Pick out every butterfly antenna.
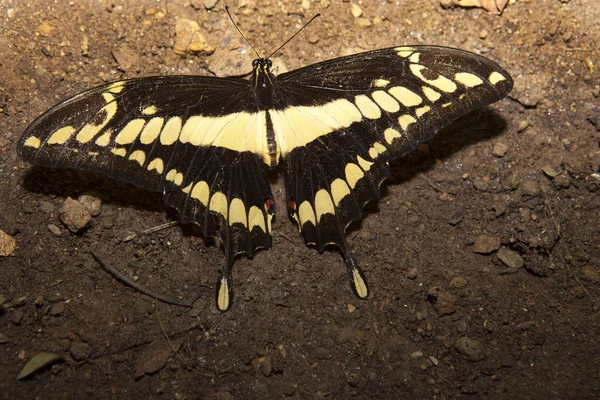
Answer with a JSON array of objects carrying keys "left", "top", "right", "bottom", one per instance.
[
  {"left": 267, "top": 13, "right": 321, "bottom": 59},
  {"left": 225, "top": 6, "right": 263, "bottom": 59}
]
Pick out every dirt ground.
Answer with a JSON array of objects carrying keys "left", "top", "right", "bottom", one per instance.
[{"left": 1, "top": 0, "right": 599, "bottom": 398}]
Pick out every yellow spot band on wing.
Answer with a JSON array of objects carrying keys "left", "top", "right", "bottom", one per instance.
[{"left": 48, "top": 126, "right": 76, "bottom": 145}]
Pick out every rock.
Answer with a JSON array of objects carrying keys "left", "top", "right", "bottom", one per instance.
[
  {"left": 0, "top": 229, "right": 16, "bottom": 257},
  {"left": 10, "top": 310, "right": 24, "bottom": 325},
  {"left": 450, "top": 276, "right": 468, "bottom": 288},
  {"left": 496, "top": 247, "right": 524, "bottom": 269},
  {"left": 406, "top": 267, "right": 419, "bottom": 280},
  {"left": 59, "top": 197, "right": 92, "bottom": 232},
  {"left": 78, "top": 192, "right": 102, "bottom": 216},
  {"left": 582, "top": 265, "right": 599, "bottom": 282},
  {"left": 354, "top": 17, "right": 372, "bottom": 28},
  {"left": 517, "top": 120, "right": 529, "bottom": 132},
  {"left": 553, "top": 174, "right": 571, "bottom": 189},
  {"left": 492, "top": 142, "right": 508, "bottom": 157},
  {"left": 521, "top": 180, "right": 540, "bottom": 196},
  {"left": 204, "top": 0, "right": 219, "bottom": 9},
  {"left": 347, "top": 303, "right": 356, "bottom": 313},
  {"left": 427, "top": 287, "right": 456, "bottom": 316},
  {"left": 47, "top": 224, "right": 62, "bottom": 236},
  {"left": 0, "top": 333, "right": 8, "bottom": 344},
  {"left": 49, "top": 301, "right": 66, "bottom": 316},
  {"left": 472, "top": 178, "right": 489, "bottom": 192},
  {"left": 350, "top": 3, "right": 363, "bottom": 18},
  {"left": 455, "top": 336, "right": 486, "bottom": 362},
  {"left": 135, "top": 339, "right": 183, "bottom": 378},
  {"left": 448, "top": 210, "right": 464, "bottom": 225},
  {"left": 174, "top": 19, "right": 215, "bottom": 56},
  {"left": 259, "top": 356, "right": 272, "bottom": 377},
  {"left": 473, "top": 235, "right": 501, "bottom": 254},
  {"left": 70, "top": 341, "right": 92, "bottom": 360},
  {"left": 111, "top": 45, "right": 139, "bottom": 72},
  {"left": 479, "top": 29, "right": 489, "bottom": 39},
  {"left": 410, "top": 351, "right": 423, "bottom": 360}
]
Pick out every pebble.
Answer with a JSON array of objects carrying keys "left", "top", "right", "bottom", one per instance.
[
  {"left": 0, "top": 333, "right": 8, "bottom": 344},
  {"left": 582, "top": 265, "right": 599, "bottom": 282},
  {"left": 347, "top": 303, "right": 356, "bottom": 313},
  {"left": 448, "top": 210, "right": 464, "bottom": 225},
  {"left": 111, "top": 45, "right": 139, "bottom": 72},
  {"left": 517, "top": 120, "right": 529, "bottom": 132},
  {"left": 553, "top": 174, "right": 571, "bottom": 189},
  {"left": 439, "top": 0, "right": 453, "bottom": 8},
  {"left": 78, "top": 192, "right": 102, "bottom": 216},
  {"left": 406, "top": 267, "right": 419, "bottom": 280},
  {"left": 492, "top": 141, "right": 508, "bottom": 157},
  {"left": 455, "top": 336, "right": 486, "bottom": 362},
  {"left": 10, "top": 310, "right": 24, "bottom": 325},
  {"left": 39, "top": 201, "right": 56, "bottom": 213},
  {"left": 203, "top": 0, "right": 219, "bottom": 9},
  {"left": 410, "top": 351, "right": 423, "bottom": 360},
  {"left": 174, "top": 19, "right": 216, "bottom": 56},
  {"left": 456, "top": 320, "right": 468, "bottom": 334},
  {"left": 59, "top": 197, "right": 92, "bottom": 232},
  {"left": 496, "top": 247, "right": 524, "bottom": 269},
  {"left": 472, "top": 178, "right": 489, "bottom": 192},
  {"left": 50, "top": 301, "right": 66, "bottom": 316},
  {"left": 450, "top": 276, "right": 468, "bottom": 288},
  {"left": 47, "top": 224, "right": 62, "bottom": 236},
  {"left": 427, "top": 287, "right": 456, "bottom": 316},
  {"left": 473, "top": 235, "right": 501, "bottom": 254},
  {"left": 135, "top": 339, "right": 183, "bottom": 378},
  {"left": 479, "top": 29, "right": 489, "bottom": 39},
  {"left": 259, "top": 356, "right": 273, "bottom": 377},
  {"left": 521, "top": 180, "right": 540, "bottom": 196},
  {"left": 0, "top": 229, "right": 16, "bottom": 257},
  {"left": 350, "top": 3, "right": 363, "bottom": 18},
  {"left": 70, "top": 340, "right": 92, "bottom": 360},
  {"left": 354, "top": 17, "right": 372, "bottom": 28}
]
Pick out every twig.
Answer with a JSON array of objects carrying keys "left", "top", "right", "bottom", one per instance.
[
  {"left": 122, "top": 220, "right": 179, "bottom": 242},
  {"left": 91, "top": 251, "right": 192, "bottom": 307}
]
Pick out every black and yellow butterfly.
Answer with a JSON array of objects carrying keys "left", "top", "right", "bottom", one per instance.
[{"left": 18, "top": 43, "right": 513, "bottom": 311}]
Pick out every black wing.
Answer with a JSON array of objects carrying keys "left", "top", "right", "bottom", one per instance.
[
  {"left": 269, "top": 46, "right": 512, "bottom": 286},
  {"left": 18, "top": 76, "right": 275, "bottom": 259}
]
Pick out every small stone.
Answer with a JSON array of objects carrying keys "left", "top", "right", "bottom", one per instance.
[
  {"left": 456, "top": 320, "right": 468, "bottom": 334},
  {"left": 517, "top": 120, "right": 529, "bottom": 132},
  {"left": 492, "top": 141, "right": 508, "bottom": 157},
  {"left": 203, "top": 0, "right": 219, "bottom": 9},
  {"left": 429, "top": 356, "right": 439, "bottom": 366},
  {"left": 59, "top": 197, "right": 92, "bottom": 232},
  {"left": 350, "top": 3, "right": 363, "bottom": 18},
  {"left": 0, "top": 229, "right": 17, "bottom": 257},
  {"left": 259, "top": 356, "right": 272, "bottom": 377},
  {"left": 427, "top": 287, "right": 456, "bottom": 317},
  {"left": 473, "top": 235, "right": 501, "bottom": 254},
  {"left": 354, "top": 17, "right": 372, "bottom": 28},
  {"left": 553, "top": 174, "right": 571, "bottom": 189},
  {"left": 0, "top": 333, "right": 8, "bottom": 344},
  {"left": 347, "top": 303, "right": 356, "bottom": 313},
  {"left": 47, "top": 224, "right": 62, "bottom": 236},
  {"left": 542, "top": 164, "right": 560, "bottom": 178},
  {"left": 174, "top": 19, "right": 216, "bottom": 56},
  {"left": 521, "top": 180, "right": 540, "bottom": 196},
  {"left": 315, "top": 347, "right": 332, "bottom": 359},
  {"left": 448, "top": 210, "right": 464, "bottom": 225},
  {"left": 455, "top": 336, "right": 486, "bottom": 362},
  {"left": 479, "top": 29, "right": 489, "bottom": 39},
  {"left": 496, "top": 247, "right": 524, "bottom": 269},
  {"left": 407, "top": 267, "right": 419, "bottom": 280},
  {"left": 39, "top": 201, "right": 56, "bottom": 213},
  {"left": 10, "top": 310, "right": 24, "bottom": 325},
  {"left": 582, "top": 265, "right": 599, "bottom": 282},
  {"left": 450, "top": 276, "right": 468, "bottom": 288},
  {"left": 439, "top": 0, "right": 453, "bottom": 8},
  {"left": 410, "top": 351, "right": 423, "bottom": 360},
  {"left": 50, "top": 301, "right": 66, "bottom": 316},
  {"left": 70, "top": 340, "right": 92, "bottom": 361},
  {"left": 472, "top": 178, "right": 489, "bottom": 192},
  {"left": 111, "top": 45, "right": 139, "bottom": 72},
  {"left": 78, "top": 192, "right": 102, "bottom": 216},
  {"left": 135, "top": 339, "right": 183, "bottom": 378}
]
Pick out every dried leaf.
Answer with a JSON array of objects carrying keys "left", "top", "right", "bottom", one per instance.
[
  {"left": 0, "top": 229, "right": 16, "bottom": 257},
  {"left": 17, "top": 352, "right": 63, "bottom": 380}
]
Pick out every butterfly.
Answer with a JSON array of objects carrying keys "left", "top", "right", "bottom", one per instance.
[{"left": 18, "top": 43, "right": 513, "bottom": 311}]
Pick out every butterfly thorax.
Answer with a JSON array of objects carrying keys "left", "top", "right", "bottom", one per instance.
[{"left": 251, "top": 58, "right": 275, "bottom": 106}]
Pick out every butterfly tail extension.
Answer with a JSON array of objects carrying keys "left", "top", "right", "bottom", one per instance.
[{"left": 343, "top": 249, "right": 370, "bottom": 299}]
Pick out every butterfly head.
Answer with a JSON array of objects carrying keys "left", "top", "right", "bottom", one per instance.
[{"left": 252, "top": 58, "right": 273, "bottom": 73}]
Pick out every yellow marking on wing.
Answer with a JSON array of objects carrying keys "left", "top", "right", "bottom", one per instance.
[
  {"left": 398, "top": 114, "right": 417, "bottom": 130},
  {"left": 455, "top": 72, "right": 483, "bottom": 87},
  {"left": 266, "top": 211, "right": 273, "bottom": 234},
  {"left": 142, "top": 105, "right": 159, "bottom": 115},
  {"left": 165, "top": 169, "right": 183, "bottom": 186},
  {"left": 489, "top": 71, "right": 507, "bottom": 85},
  {"left": 384, "top": 128, "right": 402, "bottom": 144},
  {"left": 248, "top": 206, "right": 266, "bottom": 232},
  {"left": 76, "top": 102, "right": 118, "bottom": 143},
  {"left": 409, "top": 52, "right": 420, "bottom": 63},
  {"left": 298, "top": 201, "right": 316, "bottom": 227},
  {"left": 422, "top": 86, "right": 442, "bottom": 102},
  {"left": 102, "top": 93, "right": 115, "bottom": 103},
  {"left": 373, "top": 78, "right": 390, "bottom": 88},
  {"left": 95, "top": 130, "right": 112, "bottom": 147},
  {"left": 345, "top": 163, "right": 364, "bottom": 189},
  {"left": 373, "top": 142, "right": 387, "bottom": 154},
  {"left": 140, "top": 117, "right": 164, "bottom": 144},
  {"left": 388, "top": 86, "right": 423, "bottom": 107},
  {"left": 394, "top": 46, "right": 416, "bottom": 58},
  {"left": 369, "top": 147, "right": 379, "bottom": 159},
  {"left": 191, "top": 181, "right": 209, "bottom": 205},
  {"left": 442, "top": 102, "right": 452, "bottom": 108},
  {"left": 229, "top": 198, "right": 247, "bottom": 227},
  {"left": 217, "top": 276, "right": 230, "bottom": 311},
  {"left": 107, "top": 81, "right": 125, "bottom": 94},
  {"left": 48, "top": 126, "right": 76, "bottom": 145},
  {"left": 354, "top": 94, "right": 381, "bottom": 119},
  {"left": 23, "top": 137, "right": 41, "bottom": 149},
  {"left": 209, "top": 192, "right": 228, "bottom": 217},
  {"left": 147, "top": 158, "right": 164, "bottom": 174},
  {"left": 351, "top": 267, "right": 368, "bottom": 298},
  {"left": 357, "top": 156, "right": 373, "bottom": 171},
  {"left": 181, "top": 183, "right": 193, "bottom": 194},
  {"left": 415, "top": 105, "right": 431, "bottom": 117},
  {"left": 330, "top": 178, "right": 351, "bottom": 206},
  {"left": 115, "top": 118, "right": 145, "bottom": 145},
  {"left": 371, "top": 91, "right": 400, "bottom": 113},
  {"left": 128, "top": 150, "right": 146, "bottom": 166},
  {"left": 271, "top": 99, "right": 362, "bottom": 156},
  {"left": 410, "top": 64, "right": 457, "bottom": 93},
  {"left": 314, "top": 189, "right": 335, "bottom": 223},
  {"left": 160, "top": 117, "right": 182, "bottom": 145},
  {"left": 111, "top": 148, "right": 127, "bottom": 157}
]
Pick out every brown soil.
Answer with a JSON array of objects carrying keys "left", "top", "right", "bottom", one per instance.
[{"left": 1, "top": 0, "right": 599, "bottom": 398}]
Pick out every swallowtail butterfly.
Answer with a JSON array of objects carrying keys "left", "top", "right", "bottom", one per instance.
[{"left": 18, "top": 38, "right": 512, "bottom": 311}]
